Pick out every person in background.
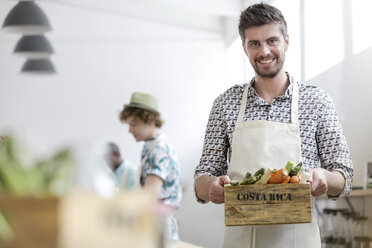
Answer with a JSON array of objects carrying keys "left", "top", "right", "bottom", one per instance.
[
  {"left": 194, "top": 3, "right": 353, "bottom": 248},
  {"left": 119, "top": 91, "right": 182, "bottom": 240},
  {"left": 103, "top": 142, "right": 138, "bottom": 189}
]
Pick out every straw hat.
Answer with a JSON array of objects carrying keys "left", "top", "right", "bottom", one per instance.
[{"left": 124, "top": 92, "right": 160, "bottom": 114}]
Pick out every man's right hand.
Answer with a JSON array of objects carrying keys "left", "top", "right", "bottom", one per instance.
[
  {"left": 195, "top": 175, "right": 230, "bottom": 204},
  {"left": 209, "top": 176, "right": 230, "bottom": 204}
]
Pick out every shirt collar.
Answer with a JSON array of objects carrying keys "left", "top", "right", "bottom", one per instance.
[
  {"left": 247, "top": 72, "right": 295, "bottom": 105},
  {"left": 145, "top": 132, "right": 164, "bottom": 144}
]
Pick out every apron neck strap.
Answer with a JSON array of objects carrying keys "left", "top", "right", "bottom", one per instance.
[
  {"left": 237, "top": 77, "right": 299, "bottom": 126},
  {"left": 290, "top": 80, "right": 299, "bottom": 126},
  {"left": 237, "top": 84, "right": 250, "bottom": 123}
]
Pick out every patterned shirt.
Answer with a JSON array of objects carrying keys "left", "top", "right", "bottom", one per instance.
[
  {"left": 113, "top": 159, "right": 138, "bottom": 189},
  {"left": 140, "top": 133, "right": 182, "bottom": 207},
  {"left": 195, "top": 74, "right": 353, "bottom": 198},
  {"left": 141, "top": 133, "right": 182, "bottom": 240}
]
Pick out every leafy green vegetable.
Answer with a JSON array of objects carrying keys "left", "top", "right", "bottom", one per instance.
[
  {"left": 240, "top": 168, "right": 265, "bottom": 185},
  {"left": 0, "top": 135, "right": 74, "bottom": 196},
  {"left": 230, "top": 180, "right": 239, "bottom": 186},
  {"left": 289, "top": 162, "right": 303, "bottom": 177},
  {"left": 285, "top": 160, "right": 294, "bottom": 172}
]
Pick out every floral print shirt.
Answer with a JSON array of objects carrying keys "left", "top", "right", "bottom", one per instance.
[{"left": 140, "top": 133, "right": 182, "bottom": 207}]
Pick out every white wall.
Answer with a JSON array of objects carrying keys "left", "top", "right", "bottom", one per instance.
[{"left": 0, "top": 2, "right": 230, "bottom": 247}]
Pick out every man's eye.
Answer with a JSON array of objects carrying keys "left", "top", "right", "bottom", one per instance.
[
  {"left": 268, "top": 39, "right": 277, "bottom": 45},
  {"left": 249, "top": 42, "right": 259, "bottom": 48}
]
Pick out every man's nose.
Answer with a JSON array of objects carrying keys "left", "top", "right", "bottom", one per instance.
[{"left": 258, "top": 43, "right": 270, "bottom": 56}]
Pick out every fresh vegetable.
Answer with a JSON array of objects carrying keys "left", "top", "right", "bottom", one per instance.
[
  {"left": 0, "top": 135, "right": 74, "bottom": 195},
  {"left": 235, "top": 161, "right": 307, "bottom": 185},
  {"left": 0, "top": 135, "right": 75, "bottom": 244},
  {"left": 240, "top": 168, "right": 265, "bottom": 185},
  {"left": 281, "top": 175, "right": 291, "bottom": 184},
  {"left": 244, "top": 172, "right": 252, "bottom": 179},
  {"left": 289, "top": 162, "right": 303, "bottom": 177},
  {"left": 254, "top": 168, "right": 265, "bottom": 177},
  {"left": 285, "top": 160, "right": 294, "bottom": 172},
  {"left": 240, "top": 175, "right": 257, "bottom": 185},
  {"left": 230, "top": 180, "right": 239, "bottom": 186},
  {"left": 268, "top": 168, "right": 289, "bottom": 184},
  {"left": 255, "top": 168, "right": 274, "bottom": 184},
  {"left": 299, "top": 171, "right": 311, "bottom": 184},
  {"left": 289, "top": 175, "right": 300, "bottom": 184}
]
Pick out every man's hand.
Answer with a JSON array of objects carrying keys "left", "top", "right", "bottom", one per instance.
[
  {"left": 195, "top": 175, "right": 230, "bottom": 203},
  {"left": 209, "top": 176, "right": 230, "bottom": 204},
  {"left": 308, "top": 168, "right": 328, "bottom": 196},
  {"left": 308, "top": 168, "right": 345, "bottom": 197}
]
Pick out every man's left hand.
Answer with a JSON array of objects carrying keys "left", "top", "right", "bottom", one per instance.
[{"left": 308, "top": 168, "right": 328, "bottom": 197}]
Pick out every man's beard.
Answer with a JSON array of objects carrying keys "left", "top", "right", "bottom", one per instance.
[{"left": 251, "top": 55, "right": 285, "bottom": 79}]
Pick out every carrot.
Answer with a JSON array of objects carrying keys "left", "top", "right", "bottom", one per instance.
[
  {"left": 268, "top": 168, "right": 288, "bottom": 184},
  {"left": 281, "top": 176, "right": 291, "bottom": 184},
  {"left": 290, "top": 175, "right": 300, "bottom": 184}
]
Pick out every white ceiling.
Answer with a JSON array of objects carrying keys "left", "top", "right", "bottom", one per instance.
[
  {"left": 0, "top": 0, "right": 254, "bottom": 36},
  {"left": 0, "top": 0, "right": 273, "bottom": 48}
]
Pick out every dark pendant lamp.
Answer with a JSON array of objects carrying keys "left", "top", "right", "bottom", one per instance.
[
  {"left": 2, "top": 1, "right": 52, "bottom": 34},
  {"left": 14, "top": 35, "right": 54, "bottom": 58},
  {"left": 21, "top": 59, "right": 56, "bottom": 75}
]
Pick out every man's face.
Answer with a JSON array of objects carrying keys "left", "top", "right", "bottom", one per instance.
[
  {"left": 125, "top": 116, "right": 156, "bottom": 142},
  {"left": 242, "top": 23, "right": 289, "bottom": 79}
]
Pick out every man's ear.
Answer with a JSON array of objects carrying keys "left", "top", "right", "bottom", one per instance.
[
  {"left": 284, "top": 34, "right": 289, "bottom": 52},
  {"left": 242, "top": 40, "right": 248, "bottom": 56}
]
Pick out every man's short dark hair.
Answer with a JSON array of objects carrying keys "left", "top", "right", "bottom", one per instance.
[
  {"left": 238, "top": 2, "right": 287, "bottom": 41},
  {"left": 107, "top": 142, "right": 120, "bottom": 155}
]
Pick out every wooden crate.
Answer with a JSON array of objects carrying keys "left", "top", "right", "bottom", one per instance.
[
  {"left": 224, "top": 184, "right": 312, "bottom": 226},
  {"left": 0, "top": 190, "right": 160, "bottom": 248},
  {"left": 0, "top": 195, "right": 58, "bottom": 248}
]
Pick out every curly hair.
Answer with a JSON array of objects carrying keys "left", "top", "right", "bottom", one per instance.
[
  {"left": 119, "top": 106, "right": 163, "bottom": 128},
  {"left": 238, "top": 2, "right": 287, "bottom": 41}
]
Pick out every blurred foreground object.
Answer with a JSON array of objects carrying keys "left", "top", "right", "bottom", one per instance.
[
  {"left": 0, "top": 134, "right": 74, "bottom": 196},
  {"left": 0, "top": 190, "right": 161, "bottom": 248},
  {"left": 0, "top": 134, "right": 74, "bottom": 245}
]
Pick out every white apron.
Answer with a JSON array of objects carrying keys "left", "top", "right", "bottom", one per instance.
[{"left": 224, "top": 81, "right": 321, "bottom": 248}]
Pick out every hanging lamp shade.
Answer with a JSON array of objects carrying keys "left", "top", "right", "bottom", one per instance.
[
  {"left": 2, "top": 1, "right": 52, "bottom": 34},
  {"left": 21, "top": 59, "right": 56, "bottom": 74},
  {"left": 14, "top": 35, "right": 54, "bottom": 58}
]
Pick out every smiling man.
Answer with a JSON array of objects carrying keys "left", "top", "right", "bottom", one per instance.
[{"left": 194, "top": 3, "right": 353, "bottom": 248}]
